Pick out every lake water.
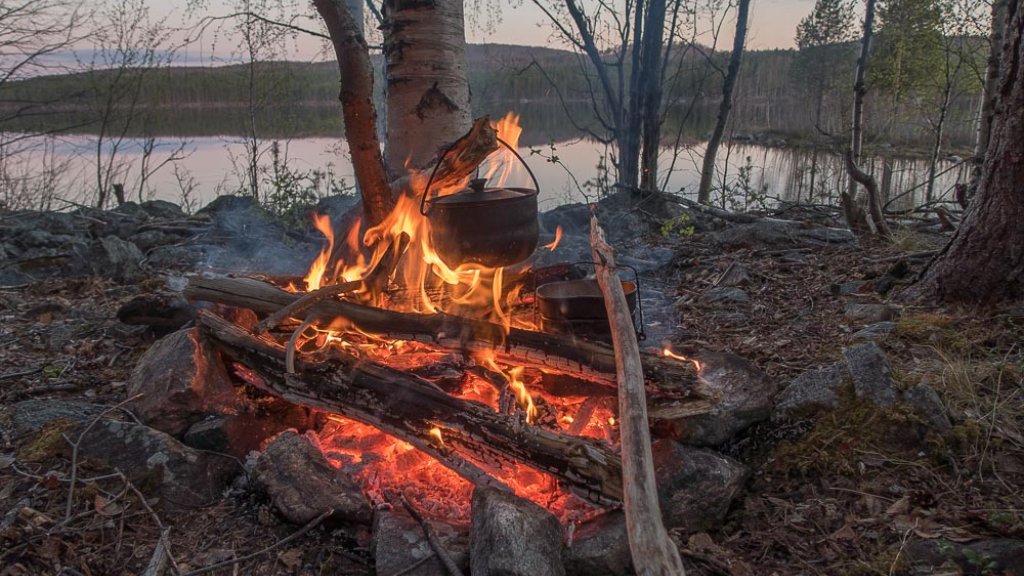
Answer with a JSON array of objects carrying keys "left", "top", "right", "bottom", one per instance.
[{"left": 1, "top": 121, "right": 968, "bottom": 214}]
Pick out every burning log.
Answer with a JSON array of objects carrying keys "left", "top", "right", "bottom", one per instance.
[
  {"left": 591, "top": 215, "right": 686, "bottom": 575},
  {"left": 390, "top": 116, "right": 499, "bottom": 202},
  {"left": 184, "top": 276, "right": 708, "bottom": 397},
  {"left": 196, "top": 310, "right": 625, "bottom": 505}
]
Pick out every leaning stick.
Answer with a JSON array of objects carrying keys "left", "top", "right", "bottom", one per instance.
[{"left": 590, "top": 213, "right": 685, "bottom": 576}]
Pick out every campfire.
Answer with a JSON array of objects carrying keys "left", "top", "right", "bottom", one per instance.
[{"left": 183, "top": 114, "right": 711, "bottom": 527}]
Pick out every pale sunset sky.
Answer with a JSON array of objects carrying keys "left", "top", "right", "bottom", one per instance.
[{"left": 158, "top": 0, "right": 821, "bottom": 65}]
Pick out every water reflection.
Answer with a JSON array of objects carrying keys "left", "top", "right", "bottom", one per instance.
[{"left": 1, "top": 103, "right": 966, "bottom": 213}]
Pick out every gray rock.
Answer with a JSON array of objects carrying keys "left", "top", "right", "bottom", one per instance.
[
  {"left": 145, "top": 245, "right": 203, "bottom": 270},
  {"left": 701, "top": 287, "right": 750, "bottom": 306},
  {"left": 140, "top": 200, "right": 184, "bottom": 219},
  {"left": 129, "top": 230, "right": 177, "bottom": 252},
  {"left": 4, "top": 401, "right": 238, "bottom": 510},
  {"left": 651, "top": 440, "right": 748, "bottom": 532},
  {"left": 564, "top": 511, "right": 632, "bottom": 576},
  {"left": 470, "top": 487, "right": 564, "bottom": 576},
  {"left": 904, "top": 538, "right": 1024, "bottom": 575},
  {"left": 709, "top": 219, "right": 855, "bottom": 249},
  {"left": 255, "top": 431, "right": 371, "bottom": 526},
  {"left": 843, "top": 342, "right": 898, "bottom": 407},
  {"left": 3, "top": 399, "right": 104, "bottom": 439},
  {"left": 76, "top": 419, "right": 238, "bottom": 510},
  {"left": 852, "top": 321, "right": 897, "bottom": 341},
  {"left": 127, "top": 328, "right": 239, "bottom": 438},
  {"left": 903, "top": 384, "right": 952, "bottom": 433},
  {"left": 844, "top": 302, "right": 898, "bottom": 325},
  {"left": 659, "top": 350, "right": 775, "bottom": 446},
  {"left": 773, "top": 363, "right": 848, "bottom": 420},
  {"left": 97, "top": 236, "right": 145, "bottom": 282},
  {"left": 373, "top": 510, "right": 469, "bottom": 576}
]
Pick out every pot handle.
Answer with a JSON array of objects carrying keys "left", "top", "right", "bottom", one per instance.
[{"left": 419, "top": 136, "right": 541, "bottom": 216}]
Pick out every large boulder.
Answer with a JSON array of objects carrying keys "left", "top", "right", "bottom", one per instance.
[
  {"left": 470, "top": 487, "right": 564, "bottom": 576},
  {"left": 773, "top": 363, "right": 847, "bottom": 420},
  {"left": 652, "top": 440, "right": 748, "bottom": 532},
  {"left": 254, "top": 431, "right": 372, "bottom": 526},
  {"left": 3, "top": 400, "right": 238, "bottom": 510},
  {"left": 709, "top": 219, "right": 855, "bottom": 250},
  {"left": 373, "top": 510, "right": 469, "bottom": 576},
  {"left": 564, "top": 511, "right": 632, "bottom": 576},
  {"left": 127, "top": 328, "right": 240, "bottom": 438},
  {"left": 656, "top": 350, "right": 775, "bottom": 446},
  {"left": 842, "top": 342, "right": 898, "bottom": 408}
]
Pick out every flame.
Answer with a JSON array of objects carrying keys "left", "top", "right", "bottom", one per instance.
[
  {"left": 475, "top": 350, "right": 538, "bottom": 424},
  {"left": 543, "top": 225, "right": 563, "bottom": 251},
  {"left": 286, "top": 113, "right": 636, "bottom": 522},
  {"left": 304, "top": 213, "right": 335, "bottom": 291},
  {"left": 291, "top": 112, "right": 538, "bottom": 335},
  {"left": 663, "top": 347, "right": 704, "bottom": 372},
  {"left": 429, "top": 426, "right": 445, "bottom": 449}
]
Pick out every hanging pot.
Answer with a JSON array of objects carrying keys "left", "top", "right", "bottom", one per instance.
[{"left": 420, "top": 137, "right": 540, "bottom": 268}]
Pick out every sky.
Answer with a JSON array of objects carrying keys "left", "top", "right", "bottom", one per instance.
[{"left": 160, "top": 0, "right": 819, "bottom": 66}]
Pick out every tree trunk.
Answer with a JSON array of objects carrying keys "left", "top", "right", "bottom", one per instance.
[
  {"left": 902, "top": 0, "right": 1024, "bottom": 304},
  {"left": 346, "top": 0, "right": 364, "bottom": 34},
  {"left": 383, "top": 0, "right": 472, "bottom": 175},
  {"left": 697, "top": 0, "right": 750, "bottom": 204},
  {"left": 970, "top": 0, "right": 1009, "bottom": 201},
  {"left": 638, "top": 0, "right": 668, "bottom": 197},
  {"left": 842, "top": 0, "right": 876, "bottom": 234},
  {"left": 313, "top": 0, "right": 394, "bottom": 227},
  {"left": 926, "top": 83, "right": 952, "bottom": 204}
]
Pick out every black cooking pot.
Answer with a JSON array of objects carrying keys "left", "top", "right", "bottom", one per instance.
[{"left": 420, "top": 138, "right": 539, "bottom": 268}]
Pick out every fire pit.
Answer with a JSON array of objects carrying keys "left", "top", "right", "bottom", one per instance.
[{"left": 171, "top": 115, "right": 724, "bottom": 574}]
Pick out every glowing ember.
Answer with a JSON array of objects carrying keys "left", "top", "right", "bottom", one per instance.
[{"left": 663, "top": 347, "right": 704, "bottom": 372}]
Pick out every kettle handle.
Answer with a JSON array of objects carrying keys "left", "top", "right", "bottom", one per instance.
[{"left": 420, "top": 136, "right": 541, "bottom": 216}]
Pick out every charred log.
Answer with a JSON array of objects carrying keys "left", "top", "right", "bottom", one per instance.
[
  {"left": 184, "top": 276, "right": 707, "bottom": 398},
  {"left": 197, "top": 310, "right": 624, "bottom": 505}
]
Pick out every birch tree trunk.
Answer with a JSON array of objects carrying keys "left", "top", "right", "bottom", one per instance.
[
  {"left": 696, "top": 0, "right": 750, "bottom": 205},
  {"left": 383, "top": 0, "right": 472, "bottom": 175},
  {"left": 903, "top": 0, "right": 1024, "bottom": 305}
]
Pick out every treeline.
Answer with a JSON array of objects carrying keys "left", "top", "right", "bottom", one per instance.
[{"left": 0, "top": 41, "right": 985, "bottom": 151}]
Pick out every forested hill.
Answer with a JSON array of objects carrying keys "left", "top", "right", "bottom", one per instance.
[
  {"left": 0, "top": 43, "right": 599, "bottom": 107},
  {"left": 0, "top": 40, "right": 985, "bottom": 150}
]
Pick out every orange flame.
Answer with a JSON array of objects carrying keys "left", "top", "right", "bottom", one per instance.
[
  {"left": 304, "top": 213, "right": 335, "bottom": 291},
  {"left": 475, "top": 350, "right": 538, "bottom": 424},
  {"left": 663, "top": 347, "right": 704, "bottom": 372},
  {"left": 429, "top": 426, "right": 445, "bottom": 449},
  {"left": 543, "top": 225, "right": 563, "bottom": 251}
]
